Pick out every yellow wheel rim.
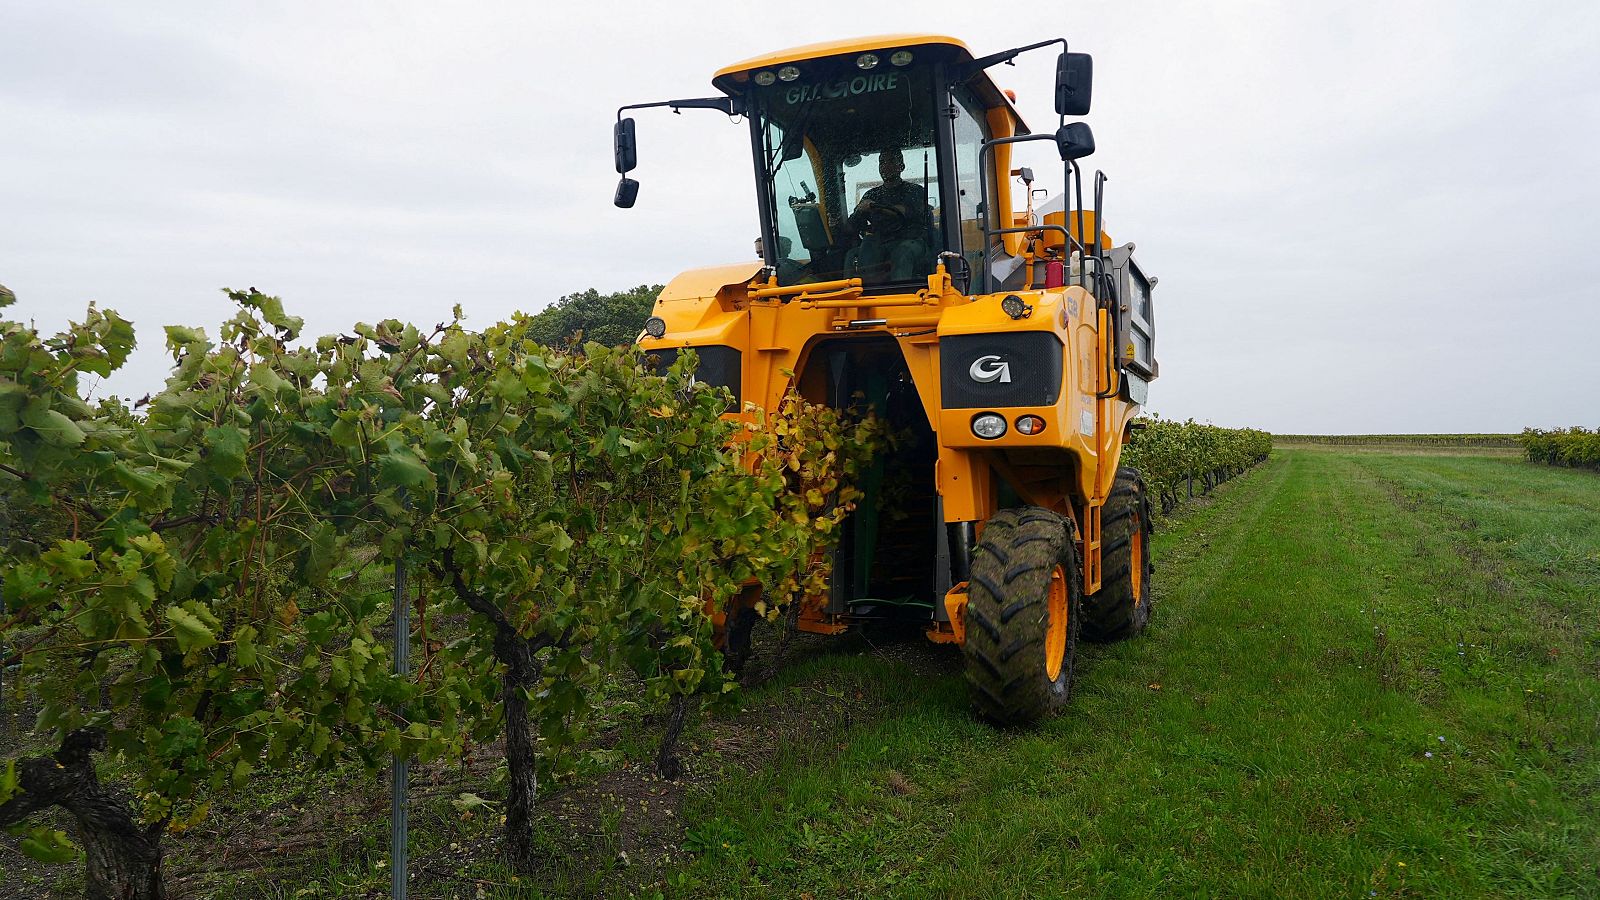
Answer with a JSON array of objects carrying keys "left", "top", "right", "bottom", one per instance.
[
  {"left": 1044, "top": 564, "right": 1069, "bottom": 681},
  {"left": 1131, "top": 516, "right": 1145, "bottom": 606}
]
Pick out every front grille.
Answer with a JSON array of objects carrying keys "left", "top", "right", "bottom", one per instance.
[
  {"left": 641, "top": 345, "right": 742, "bottom": 407},
  {"left": 939, "top": 332, "right": 1064, "bottom": 409}
]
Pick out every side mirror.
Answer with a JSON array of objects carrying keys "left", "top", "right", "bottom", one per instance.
[
  {"left": 1054, "top": 122, "right": 1096, "bottom": 161},
  {"left": 614, "top": 118, "right": 638, "bottom": 174},
  {"left": 614, "top": 177, "right": 639, "bottom": 208},
  {"left": 1055, "top": 52, "right": 1093, "bottom": 117}
]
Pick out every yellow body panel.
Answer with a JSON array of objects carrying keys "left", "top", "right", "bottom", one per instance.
[
  {"left": 1039, "top": 211, "right": 1113, "bottom": 253},
  {"left": 657, "top": 262, "right": 764, "bottom": 303},
  {"left": 640, "top": 261, "right": 1143, "bottom": 601},
  {"left": 713, "top": 33, "right": 971, "bottom": 84},
  {"left": 637, "top": 35, "right": 1151, "bottom": 640},
  {"left": 712, "top": 33, "right": 1029, "bottom": 135}
]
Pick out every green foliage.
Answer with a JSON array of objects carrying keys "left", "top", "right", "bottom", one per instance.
[
  {"left": 1123, "top": 416, "right": 1272, "bottom": 512},
  {"left": 744, "top": 392, "right": 886, "bottom": 620},
  {"left": 0, "top": 288, "right": 881, "bottom": 878},
  {"left": 522, "top": 284, "right": 663, "bottom": 348},
  {"left": 1, "top": 291, "right": 451, "bottom": 832},
  {"left": 1519, "top": 426, "right": 1600, "bottom": 470},
  {"left": 404, "top": 320, "right": 883, "bottom": 779},
  {"left": 11, "top": 825, "right": 80, "bottom": 864}
]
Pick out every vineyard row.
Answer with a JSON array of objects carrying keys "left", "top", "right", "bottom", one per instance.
[
  {"left": 1519, "top": 427, "right": 1600, "bottom": 471},
  {"left": 1272, "top": 433, "right": 1520, "bottom": 447},
  {"left": 1125, "top": 418, "right": 1273, "bottom": 513}
]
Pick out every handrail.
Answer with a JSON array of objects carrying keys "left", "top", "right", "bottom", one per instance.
[
  {"left": 982, "top": 223, "right": 1086, "bottom": 292},
  {"left": 749, "top": 276, "right": 862, "bottom": 301},
  {"left": 802, "top": 293, "right": 935, "bottom": 310},
  {"left": 975, "top": 133, "right": 1064, "bottom": 297}
]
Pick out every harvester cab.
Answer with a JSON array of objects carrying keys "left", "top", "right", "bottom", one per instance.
[{"left": 615, "top": 34, "right": 1159, "bottom": 724}]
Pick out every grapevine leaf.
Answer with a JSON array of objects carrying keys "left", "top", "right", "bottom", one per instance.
[
  {"left": 204, "top": 424, "right": 248, "bottom": 479},
  {"left": 164, "top": 324, "right": 207, "bottom": 351},
  {"left": 165, "top": 604, "right": 217, "bottom": 653},
  {"left": 253, "top": 293, "right": 305, "bottom": 339},
  {"left": 111, "top": 461, "right": 165, "bottom": 496},
  {"left": 297, "top": 521, "right": 339, "bottom": 586},
  {"left": 40, "top": 540, "right": 95, "bottom": 579},
  {"left": 20, "top": 402, "right": 85, "bottom": 447},
  {"left": 0, "top": 760, "right": 18, "bottom": 805},
  {"left": 378, "top": 447, "right": 432, "bottom": 490},
  {"left": 16, "top": 827, "right": 80, "bottom": 865}
]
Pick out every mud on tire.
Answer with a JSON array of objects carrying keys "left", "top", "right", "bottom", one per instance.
[
  {"left": 1083, "top": 467, "right": 1153, "bottom": 642},
  {"left": 962, "top": 507, "right": 1082, "bottom": 725}
]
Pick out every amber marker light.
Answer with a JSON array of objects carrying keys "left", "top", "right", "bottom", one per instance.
[{"left": 1015, "top": 415, "right": 1046, "bottom": 436}]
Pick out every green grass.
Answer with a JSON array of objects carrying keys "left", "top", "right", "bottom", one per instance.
[{"left": 654, "top": 450, "right": 1600, "bottom": 898}]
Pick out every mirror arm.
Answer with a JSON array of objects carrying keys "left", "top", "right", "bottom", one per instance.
[
  {"left": 983, "top": 133, "right": 1054, "bottom": 150},
  {"left": 612, "top": 96, "right": 742, "bottom": 209},
  {"left": 957, "top": 37, "right": 1066, "bottom": 80},
  {"left": 617, "top": 96, "right": 743, "bottom": 120}
]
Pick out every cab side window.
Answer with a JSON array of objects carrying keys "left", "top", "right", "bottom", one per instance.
[{"left": 950, "top": 89, "right": 996, "bottom": 287}]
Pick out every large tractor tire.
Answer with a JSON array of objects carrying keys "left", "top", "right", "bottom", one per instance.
[
  {"left": 721, "top": 605, "right": 760, "bottom": 676},
  {"left": 1083, "top": 467, "right": 1153, "bottom": 642},
  {"left": 962, "top": 507, "right": 1082, "bottom": 725}
]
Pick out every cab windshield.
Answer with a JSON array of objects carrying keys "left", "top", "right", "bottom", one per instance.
[{"left": 753, "top": 59, "right": 944, "bottom": 288}]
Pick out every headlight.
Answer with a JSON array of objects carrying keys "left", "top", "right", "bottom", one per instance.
[
  {"left": 1001, "top": 294, "right": 1031, "bottom": 319},
  {"left": 754, "top": 70, "right": 776, "bottom": 86},
  {"left": 643, "top": 316, "right": 667, "bottom": 338},
  {"left": 971, "top": 413, "right": 1007, "bottom": 440},
  {"left": 890, "top": 50, "right": 914, "bottom": 67},
  {"left": 777, "top": 66, "right": 801, "bottom": 82},
  {"left": 856, "top": 53, "right": 879, "bottom": 70}
]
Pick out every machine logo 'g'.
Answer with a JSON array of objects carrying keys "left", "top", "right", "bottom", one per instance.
[{"left": 969, "top": 355, "right": 1012, "bottom": 384}]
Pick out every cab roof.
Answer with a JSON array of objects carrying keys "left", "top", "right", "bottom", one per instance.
[{"left": 712, "top": 33, "right": 1029, "bottom": 133}]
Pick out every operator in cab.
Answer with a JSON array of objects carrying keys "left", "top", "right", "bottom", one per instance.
[{"left": 844, "top": 148, "right": 935, "bottom": 283}]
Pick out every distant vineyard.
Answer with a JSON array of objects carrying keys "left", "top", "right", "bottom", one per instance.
[
  {"left": 1519, "top": 427, "right": 1600, "bottom": 471},
  {"left": 1125, "top": 418, "right": 1273, "bottom": 513},
  {"left": 1273, "top": 433, "right": 1520, "bottom": 448}
]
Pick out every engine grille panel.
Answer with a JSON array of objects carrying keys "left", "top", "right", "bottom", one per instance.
[
  {"left": 939, "top": 332, "right": 1064, "bottom": 409},
  {"left": 641, "top": 345, "right": 742, "bottom": 407}
]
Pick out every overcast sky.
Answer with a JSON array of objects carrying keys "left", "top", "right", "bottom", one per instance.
[{"left": 3, "top": 0, "right": 1596, "bottom": 432}]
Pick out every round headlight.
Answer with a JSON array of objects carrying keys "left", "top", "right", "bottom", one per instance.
[
  {"left": 643, "top": 316, "right": 667, "bottom": 339},
  {"left": 754, "top": 70, "right": 776, "bottom": 86},
  {"left": 856, "top": 53, "right": 879, "bottom": 70},
  {"left": 972, "top": 413, "right": 1007, "bottom": 440},
  {"left": 890, "top": 50, "right": 914, "bottom": 67},
  {"left": 1001, "top": 294, "right": 1031, "bottom": 319},
  {"left": 1015, "top": 415, "right": 1046, "bottom": 436},
  {"left": 777, "top": 66, "right": 801, "bottom": 82}
]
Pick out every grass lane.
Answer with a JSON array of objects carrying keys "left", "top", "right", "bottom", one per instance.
[{"left": 661, "top": 450, "right": 1599, "bottom": 898}]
